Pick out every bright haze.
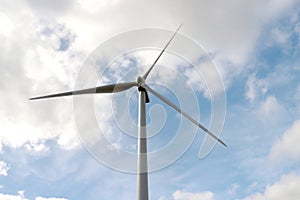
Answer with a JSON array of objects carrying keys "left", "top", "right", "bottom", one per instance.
[{"left": 0, "top": 0, "right": 300, "bottom": 200}]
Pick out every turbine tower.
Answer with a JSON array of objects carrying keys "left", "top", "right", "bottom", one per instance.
[{"left": 30, "top": 25, "right": 226, "bottom": 200}]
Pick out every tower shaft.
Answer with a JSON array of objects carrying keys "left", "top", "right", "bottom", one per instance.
[{"left": 137, "top": 89, "right": 149, "bottom": 200}]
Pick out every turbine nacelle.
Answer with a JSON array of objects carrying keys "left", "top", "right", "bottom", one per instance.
[{"left": 137, "top": 76, "right": 149, "bottom": 103}]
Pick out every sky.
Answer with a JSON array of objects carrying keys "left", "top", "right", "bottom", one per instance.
[{"left": 0, "top": 0, "right": 300, "bottom": 199}]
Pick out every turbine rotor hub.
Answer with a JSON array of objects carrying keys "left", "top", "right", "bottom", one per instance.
[{"left": 137, "top": 76, "right": 145, "bottom": 87}]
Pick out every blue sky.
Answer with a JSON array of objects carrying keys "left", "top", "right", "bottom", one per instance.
[{"left": 1, "top": 0, "right": 300, "bottom": 199}]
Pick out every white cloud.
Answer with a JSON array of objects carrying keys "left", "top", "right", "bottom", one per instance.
[
  {"left": 0, "top": 160, "right": 9, "bottom": 176},
  {"left": 26, "top": 0, "right": 75, "bottom": 17},
  {"left": 0, "top": 0, "right": 298, "bottom": 200},
  {"left": 271, "top": 27, "right": 290, "bottom": 45},
  {"left": 33, "top": 0, "right": 300, "bottom": 86},
  {"left": 245, "top": 74, "right": 268, "bottom": 104},
  {"left": 265, "top": 0, "right": 299, "bottom": 20},
  {"left": 172, "top": 190, "right": 215, "bottom": 200},
  {"left": 78, "top": 0, "right": 120, "bottom": 14},
  {"left": 269, "top": 120, "right": 300, "bottom": 164},
  {"left": 158, "top": 196, "right": 169, "bottom": 200},
  {"left": 257, "top": 95, "right": 285, "bottom": 121},
  {"left": 0, "top": 2, "right": 82, "bottom": 151},
  {"left": 35, "top": 197, "right": 68, "bottom": 200},
  {"left": 0, "top": 13, "right": 14, "bottom": 37},
  {"left": 228, "top": 183, "right": 240, "bottom": 195},
  {"left": 243, "top": 173, "right": 300, "bottom": 200},
  {"left": 247, "top": 182, "right": 258, "bottom": 193},
  {"left": 0, "top": 191, "right": 68, "bottom": 200},
  {"left": 0, "top": 0, "right": 298, "bottom": 170},
  {"left": 0, "top": 191, "right": 28, "bottom": 200}
]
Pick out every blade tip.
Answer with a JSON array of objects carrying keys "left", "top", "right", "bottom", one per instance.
[{"left": 220, "top": 140, "right": 227, "bottom": 147}]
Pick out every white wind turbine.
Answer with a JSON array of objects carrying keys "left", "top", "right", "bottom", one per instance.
[{"left": 30, "top": 25, "right": 226, "bottom": 200}]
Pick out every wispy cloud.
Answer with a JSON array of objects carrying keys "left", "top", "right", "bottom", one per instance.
[
  {"left": 0, "top": 190, "right": 68, "bottom": 200},
  {"left": 0, "top": 160, "right": 9, "bottom": 176},
  {"left": 269, "top": 120, "right": 300, "bottom": 165},
  {"left": 35, "top": 197, "right": 68, "bottom": 200},
  {"left": 0, "top": 191, "right": 28, "bottom": 200},
  {"left": 243, "top": 173, "right": 300, "bottom": 200},
  {"left": 172, "top": 190, "right": 215, "bottom": 200}
]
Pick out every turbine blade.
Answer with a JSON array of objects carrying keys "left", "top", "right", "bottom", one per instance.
[
  {"left": 29, "top": 82, "right": 137, "bottom": 100},
  {"left": 144, "top": 84, "right": 227, "bottom": 147},
  {"left": 142, "top": 24, "right": 182, "bottom": 80}
]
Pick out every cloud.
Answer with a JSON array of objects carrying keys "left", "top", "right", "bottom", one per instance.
[
  {"left": 269, "top": 120, "right": 300, "bottom": 164},
  {"left": 264, "top": 0, "right": 299, "bottom": 19},
  {"left": 245, "top": 73, "right": 268, "bottom": 104},
  {"left": 247, "top": 182, "right": 258, "bottom": 193},
  {"left": 172, "top": 190, "right": 215, "bottom": 200},
  {"left": 0, "top": 160, "right": 9, "bottom": 176},
  {"left": 0, "top": 0, "right": 298, "bottom": 153},
  {"left": 271, "top": 27, "right": 291, "bottom": 45},
  {"left": 26, "top": 0, "right": 75, "bottom": 16},
  {"left": 243, "top": 173, "right": 300, "bottom": 200},
  {"left": 35, "top": 197, "right": 68, "bottom": 200},
  {"left": 257, "top": 95, "right": 285, "bottom": 122},
  {"left": 77, "top": 0, "right": 120, "bottom": 14},
  {"left": 34, "top": 0, "right": 300, "bottom": 83},
  {"left": 0, "top": 0, "right": 298, "bottom": 200},
  {"left": 0, "top": 2, "right": 81, "bottom": 151},
  {"left": 0, "top": 191, "right": 68, "bottom": 200},
  {"left": 228, "top": 183, "right": 240, "bottom": 195},
  {"left": 0, "top": 191, "right": 28, "bottom": 200}
]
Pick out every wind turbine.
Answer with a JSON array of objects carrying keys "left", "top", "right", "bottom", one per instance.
[{"left": 30, "top": 25, "right": 227, "bottom": 200}]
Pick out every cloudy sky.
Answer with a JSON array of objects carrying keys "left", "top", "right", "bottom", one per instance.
[{"left": 1, "top": 0, "right": 300, "bottom": 199}]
